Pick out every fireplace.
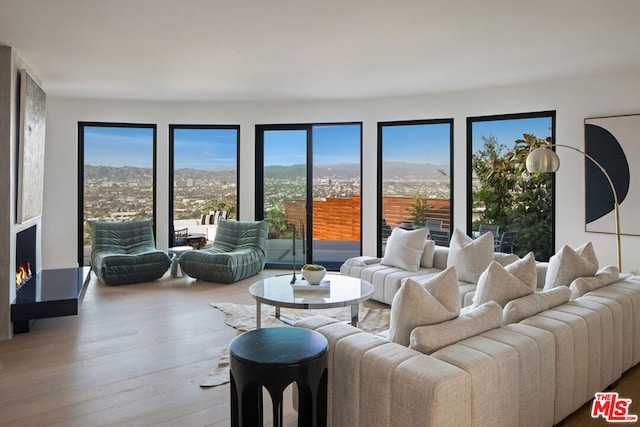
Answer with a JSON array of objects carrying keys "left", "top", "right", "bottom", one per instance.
[
  {"left": 15, "top": 225, "right": 36, "bottom": 292},
  {"left": 12, "top": 224, "right": 91, "bottom": 334}
]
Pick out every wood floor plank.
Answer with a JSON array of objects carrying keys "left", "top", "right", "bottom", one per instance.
[{"left": 0, "top": 268, "right": 637, "bottom": 426}]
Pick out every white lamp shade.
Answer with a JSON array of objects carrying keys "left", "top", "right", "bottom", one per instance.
[{"left": 526, "top": 147, "right": 560, "bottom": 173}]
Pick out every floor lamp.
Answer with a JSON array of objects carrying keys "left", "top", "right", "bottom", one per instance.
[{"left": 525, "top": 144, "right": 622, "bottom": 271}]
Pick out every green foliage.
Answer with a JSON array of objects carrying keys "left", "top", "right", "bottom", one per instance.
[
  {"left": 265, "top": 208, "right": 291, "bottom": 239},
  {"left": 410, "top": 192, "right": 432, "bottom": 227},
  {"left": 302, "top": 264, "right": 325, "bottom": 271},
  {"left": 472, "top": 134, "right": 554, "bottom": 260},
  {"left": 201, "top": 196, "right": 237, "bottom": 220}
]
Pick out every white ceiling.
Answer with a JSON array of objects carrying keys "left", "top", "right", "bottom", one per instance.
[{"left": 1, "top": 0, "right": 640, "bottom": 102}]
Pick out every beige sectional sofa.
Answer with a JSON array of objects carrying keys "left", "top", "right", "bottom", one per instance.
[
  {"left": 341, "top": 246, "right": 522, "bottom": 307},
  {"left": 299, "top": 249, "right": 640, "bottom": 426}
]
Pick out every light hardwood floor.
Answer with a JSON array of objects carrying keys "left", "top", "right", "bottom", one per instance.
[{"left": 1, "top": 270, "right": 638, "bottom": 426}]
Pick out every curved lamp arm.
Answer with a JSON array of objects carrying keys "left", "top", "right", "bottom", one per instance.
[{"left": 526, "top": 144, "right": 622, "bottom": 271}]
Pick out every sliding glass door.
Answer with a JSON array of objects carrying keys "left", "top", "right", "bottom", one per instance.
[{"left": 256, "top": 123, "right": 362, "bottom": 270}]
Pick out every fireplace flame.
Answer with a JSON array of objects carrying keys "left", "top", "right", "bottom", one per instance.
[{"left": 16, "top": 262, "right": 32, "bottom": 290}]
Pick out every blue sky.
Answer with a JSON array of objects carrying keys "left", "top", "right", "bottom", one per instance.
[
  {"left": 83, "top": 118, "right": 552, "bottom": 169},
  {"left": 264, "top": 124, "right": 361, "bottom": 166},
  {"left": 472, "top": 117, "right": 552, "bottom": 152},
  {"left": 382, "top": 123, "right": 452, "bottom": 164},
  {"left": 173, "top": 128, "right": 238, "bottom": 169},
  {"left": 84, "top": 126, "right": 154, "bottom": 168},
  {"left": 83, "top": 126, "right": 239, "bottom": 169}
]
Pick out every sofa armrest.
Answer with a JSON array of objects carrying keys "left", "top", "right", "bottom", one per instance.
[{"left": 296, "top": 316, "right": 472, "bottom": 427}]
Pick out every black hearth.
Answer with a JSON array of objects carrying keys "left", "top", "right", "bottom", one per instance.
[{"left": 12, "top": 225, "right": 91, "bottom": 333}]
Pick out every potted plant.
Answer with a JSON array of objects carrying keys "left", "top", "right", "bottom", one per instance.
[{"left": 301, "top": 264, "right": 327, "bottom": 285}]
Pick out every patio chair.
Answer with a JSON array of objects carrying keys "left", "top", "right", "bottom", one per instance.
[
  {"left": 478, "top": 223, "right": 500, "bottom": 239},
  {"left": 173, "top": 227, "right": 188, "bottom": 246},
  {"left": 428, "top": 229, "right": 450, "bottom": 247},
  {"left": 426, "top": 219, "right": 443, "bottom": 231},
  {"left": 496, "top": 230, "right": 517, "bottom": 253}
]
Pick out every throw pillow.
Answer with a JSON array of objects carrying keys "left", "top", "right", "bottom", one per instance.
[
  {"left": 381, "top": 227, "right": 427, "bottom": 272},
  {"left": 420, "top": 239, "right": 436, "bottom": 268},
  {"left": 388, "top": 267, "right": 460, "bottom": 346},
  {"left": 409, "top": 301, "right": 503, "bottom": 354},
  {"left": 472, "top": 252, "right": 537, "bottom": 308},
  {"left": 447, "top": 228, "right": 494, "bottom": 283},
  {"left": 569, "top": 265, "right": 621, "bottom": 299},
  {"left": 544, "top": 242, "right": 599, "bottom": 290},
  {"left": 502, "top": 286, "right": 572, "bottom": 324}
]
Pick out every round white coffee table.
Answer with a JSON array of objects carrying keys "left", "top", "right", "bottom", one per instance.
[
  {"left": 168, "top": 245, "right": 193, "bottom": 277},
  {"left": 249, "top": 273, "right": 374, "bottom": 328}
]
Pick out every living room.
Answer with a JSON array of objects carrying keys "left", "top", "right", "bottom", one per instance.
[{"left": 2, "top": 0, "right": 640, "bottom": 425}]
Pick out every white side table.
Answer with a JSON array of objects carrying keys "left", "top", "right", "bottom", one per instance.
[{"left": 168, "top": 246, "right": 194, "bottom": 277}]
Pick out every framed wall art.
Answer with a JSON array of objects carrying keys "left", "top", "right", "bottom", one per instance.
[
  {"left": 16, "top": 69, "right": 46, "bottom": 224},
  {"left": 584, "top": 114, "right": 638, "bottom": 236}
]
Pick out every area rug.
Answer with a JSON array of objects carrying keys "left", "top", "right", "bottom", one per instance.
[{"left": 199, "top": 302, "right": 390, "bottom": 387}]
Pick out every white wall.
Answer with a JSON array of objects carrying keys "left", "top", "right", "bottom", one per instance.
[
  {"left": 43, "top": 69, "right": 640, "bottom": 274},
  {"left": 0, "top": 47, "right": 44, "bottom": 340}
]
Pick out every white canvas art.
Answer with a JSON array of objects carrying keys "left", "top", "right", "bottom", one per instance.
[{"left": 17, "top": 69, "right": 46, "bottom": 224}]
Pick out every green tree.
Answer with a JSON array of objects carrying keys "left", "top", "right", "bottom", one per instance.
[
  {"left": 508, "top": 134, "right": 554, "bottom": 260},
  {"left": 201, "top": 196, "right": 238, "bottom": 220},
  {"left": 264, "top": 208, "right": 290, "bottom": 239},
  {"left": 410, "top": 192, "right": 432, "bottom": 227},
  {"left": 471, "top": 136, "right": 517, "bottom": 229},
  {"left": 472, "top": 134, "right": 553, "bottom": 260}
]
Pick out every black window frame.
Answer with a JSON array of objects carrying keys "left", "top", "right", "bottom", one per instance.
[
  {"left": 77, "top": 121, "right": 158, "bottom": 266},
  {"left": 255, "top": 122, "right": 363, "bottom": 269},
  {"left": 466, "top": 110, "right": 556, "bottom": 258},
  {"left": 168, "top": 124, "right": 241, "bottom": 246},
  {"left": 377, "top": 118, "right": 454, "bottom": 257}
]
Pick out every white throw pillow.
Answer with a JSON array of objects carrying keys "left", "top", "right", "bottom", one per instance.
[
  {"left": 381, "top": 227, "right": 427, "bottom": 272},
  {"left": 544, "top": 242, "right": 599, "bottom": 290},
  {"left": 472, "top": 251, "right": 537, "bottom": 308},
  {"left": 502, "top": 286, "right": 572, "bottom": 324},
  {"left": 447, "top": 228, "right": 494, "bottom": 283},
  {"left": 569, "top": 265, "right": 620, "bottom": 299},
  {"left": 388, "top": 267, "right": 460, "bottom": 346},
  {"left": 409, "top": 301, "right": 503, "bottom": 354},
  {"left": 420, "top": 239, "right": 436, "bottom": 268}
]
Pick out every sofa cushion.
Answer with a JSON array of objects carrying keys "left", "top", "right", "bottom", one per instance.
[
  {"left": 447, "top": 229, "right": 494, "bottom": 283},
  {"left": 420, "top": 239, "right": 436, "bottom": 268},
  {"left": 569, "top": 265, "right": 621, "bottom": 299},
  {"left": 544, "top": 242, "right": 598, "bottom": 290},
  {"left": 502, "top": 286, "right": 572, "bottom": 324},
  {"left": 493, "top": 252, "right": 520, "bottom": 266},
  {"left": 381, "top": 227, "right": 427, "bottom": 272},
  {"left": 472, "top": 252, "right": 537, "bottom": 308},
  {"left": 409, "top": 301, "right": 503, "bottom": 354},
  {"left": 388, "top": 267, "right": 460, "bottom": 346}
]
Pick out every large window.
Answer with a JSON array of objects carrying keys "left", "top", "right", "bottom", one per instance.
[
  {"left": 78, "top": 122, "right": 156, "bottom": 266},
  {"left": 378, "top": 119, "right": 453, "bottom": 256},
  {"left": 169, "top": 125, "right": 239, "bottom": 246},
  {"left": 256, "top": 123, "right": 362, "bottom": 270},
  {"left": 467, "top": 111, "right": 555, "bottom": 260}
]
